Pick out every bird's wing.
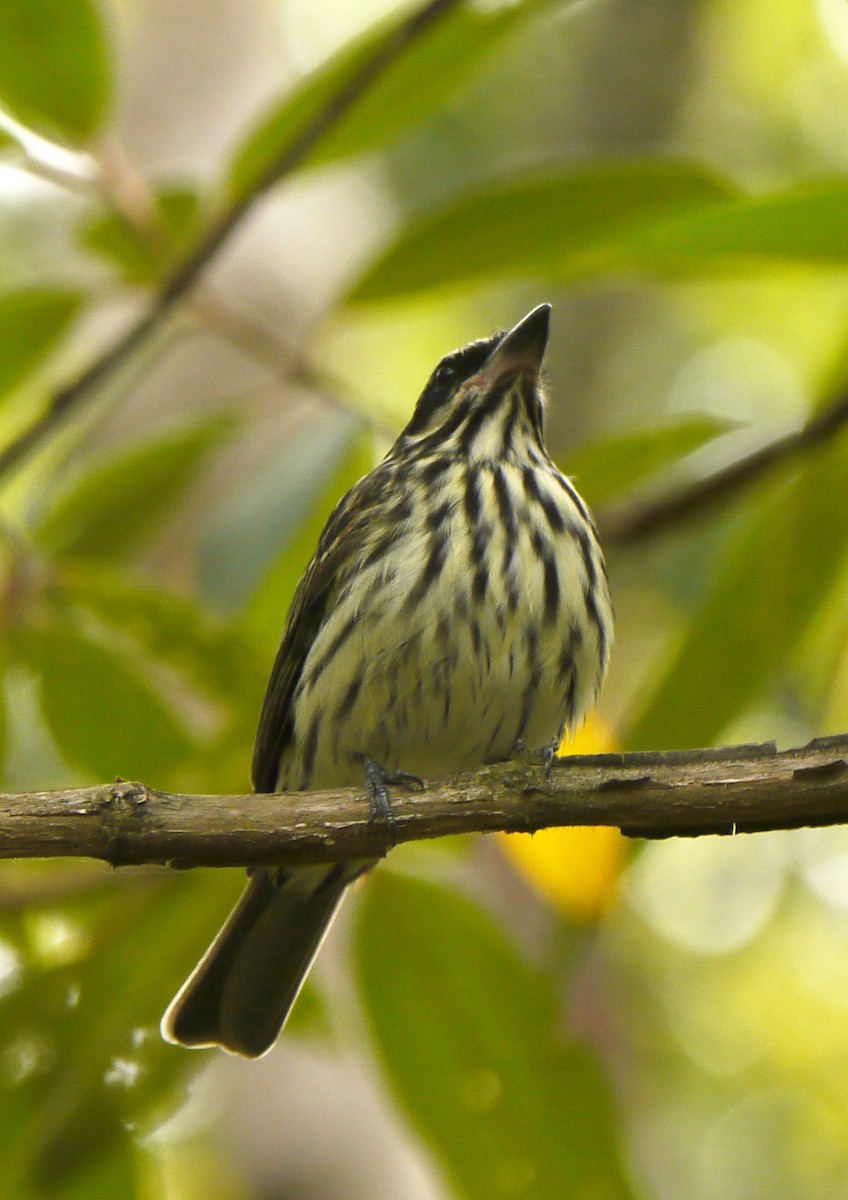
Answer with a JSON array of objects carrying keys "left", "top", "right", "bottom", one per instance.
[{"left": 250, "top": 470, "right": 384, "bottom": 793}]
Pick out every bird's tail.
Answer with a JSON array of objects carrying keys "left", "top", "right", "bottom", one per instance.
[{"left": 161, "top": 863, "right": 359, "bottom": 1058}]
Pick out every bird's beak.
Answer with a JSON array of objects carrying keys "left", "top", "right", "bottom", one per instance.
[{"left": 478, "top": 304, "right": 551, "bottom": 387}]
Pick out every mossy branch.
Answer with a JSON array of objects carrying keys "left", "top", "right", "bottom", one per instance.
[{"left": 2, "top": 735, "right": 847, "bottom": 869}]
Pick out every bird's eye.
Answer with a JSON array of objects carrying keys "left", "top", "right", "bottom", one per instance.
[{"left": 435, "top": 362, "right": 455, "bottom": 385}]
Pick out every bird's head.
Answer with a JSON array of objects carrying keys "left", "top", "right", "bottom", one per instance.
[{"left": 400, "top": 304, "right": 551, "bottom": 459}]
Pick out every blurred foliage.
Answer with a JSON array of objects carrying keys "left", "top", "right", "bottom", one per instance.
[
  {"left": 33, "top": 413, "right": 234, "bottom": 561},
  {"left": 0, "top": 0, "right": 846, "bottom": 1198},
  {"left": 630, "top": 436, "right": 848, "bottom": 750},
  {"left": 227, "top": 0, "right": 549, "bottom": 197},
  {"left": 0, "top": 0, "right": 111, "bottom": 142},
  {"left": 80, "top": 189, "right": 204, "bottom": 288},
  {"left": 348, "top": 161, "right": 738, "bottom": 300},
  {"left": 566, "top": 415, "right": 736, "bottom": 506},
  {"left": 0, "top": 291, "right": 82, "bottom": 402},
  {"left": 356, "top": 871, "right": 633, "bottom": 1199}
]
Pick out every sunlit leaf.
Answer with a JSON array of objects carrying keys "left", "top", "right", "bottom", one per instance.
[
  {"left": 0, "top": 290, "right": 82, "bottom": 401},
  {"left": 356, "top": 872, "right": 634, "bottom": 1200},
  {"left": 0, "top": 869, "right": 243, "bottom": 1197},
  {"left": 80, "top": 188, "right": 203, "bottom": 287},
  {"left": 351, "top": 174, "right": 848, "bottom": 301},
  {"left": 565, "top": 415, "right": 737, "bottom": 505},
  {"left": 629, "top": 437, "right": 848, "bottom": 749},
  {"left": 629, "top": 178, "right": 848, "bottom": 269},
  {"left": 0, "top": 0, "right": 112, "bottom": 142},
  {"left": 16, "top": 624, "right": 193, "bottom": 781},
  {"left": 34, "top": 413, "right": 234, "bottom": 561},
  {"left": 0, "top": 858, "right": 330, "bottom": 1198},
  {"left": 228, "top": 0, "right": 546, "bottom": 198},
  {"left": 348, "top": 162, "right": 737, "bottom": 300}
]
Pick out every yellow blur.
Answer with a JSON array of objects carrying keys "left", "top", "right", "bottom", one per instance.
[{"left": 498, "top": 715, "right": 626, "bottom": 922}]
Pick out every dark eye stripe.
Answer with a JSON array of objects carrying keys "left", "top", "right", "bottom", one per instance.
[{"left": 403, "top": 334, "right": 502, "bottom": 437}]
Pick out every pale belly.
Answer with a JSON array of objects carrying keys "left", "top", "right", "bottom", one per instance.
[{"left": 279, "top": 471, "right": 608, "bottom": 791}]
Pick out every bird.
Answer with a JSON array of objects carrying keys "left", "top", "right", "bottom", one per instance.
[{"left": 161, "top": 303, "right": 613, "bottom": 1057}]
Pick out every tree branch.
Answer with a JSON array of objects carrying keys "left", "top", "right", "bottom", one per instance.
[
  {"left": 3, "top": 735, "right": 848, "bottom": 869},
  {"left": 600, "top": 387, "right": 848, "bottom": 544},
  {"left": 0, "top": 0, "right": 462, "bottom": 483}
]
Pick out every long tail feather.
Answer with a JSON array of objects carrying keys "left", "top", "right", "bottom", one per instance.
[{"left": 162, "top": 864, "right": 353, "bottom": 1058}]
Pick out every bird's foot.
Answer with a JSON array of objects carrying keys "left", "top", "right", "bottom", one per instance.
[
  {"left": 362, "top": 756, "right": 426, "bottom": 852},
  {"left": 509, "top": 737, "right": 560, "bottom": 778}
]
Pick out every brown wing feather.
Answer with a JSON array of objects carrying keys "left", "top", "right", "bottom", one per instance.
[{"left": 250, "top": 469, "right": 387, "bottom": 792}]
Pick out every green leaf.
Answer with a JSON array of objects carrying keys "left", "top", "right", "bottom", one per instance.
[
  {"left": 628, "top": 177, "right": 848, "bottom": 269},
  {"left": 80, "top": 187, "right": 203, "bottom": 287},
  {"left": 37, "top": 1143, "right": 136, "bottom": 1200},
  {"left": 351, "top": 173, "right": 848, "bottom": 302},
  {"left": 59, "top": 564, "right": 263, "bottom": 706},
  {"left": 228, "top": 0, "right": 544, "bottom": 199},
  {"left": 156, "top": 188, "right": 203, "bottom": 245},
  {"left": 628, "top": 437, "right": 848, "bottom": 750},
  {"left": 54, "top": 565, "right": 268, "bottom": 793},
  {"left": 81, "top": 211, "right": 154, "bottom": 288},
  {"left": 16, "top": 623, "right": 193, "bottom": 780},
  {"left": 0, "top": 290, "right": 82, "bottom": 401},
  {"left": 348, "top": 162, "right": 738, "bottom": 301},
  {"left": 0, "top": 869, "right": 244, "bottom": 1197},
  {"left": 0, "top": 0, "right": 112, "bottom": 142},
  {"left": 355, "top": 872, "right": 634, "bottom": 1200},
  {"left": 34, "top": 413, "right": 234, "bottom": 561},
  {"left": 30, "top": 874, "right": 238, "bottom": 1192},
  {"left": 565, "top": 415, "right": 737, "bottom": 505}
]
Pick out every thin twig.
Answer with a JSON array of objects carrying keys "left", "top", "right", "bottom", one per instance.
[
  {"left": 601, "top": 389, "right": 848, "bottom": 543},
  {"left": 94, "top": 142, "right": 385, "bottom": 433},
  {"left": 2, "top": 736, "right": 848, "bottom": 869},
  {"left": 94, "top": 139, "right": 168, "bottom": 254},
  {"left": 189, "top": 292, "right": 302, "bottom": 380},
  {"left": 0, "top": 0, "right": 463, "bottom": 483}
]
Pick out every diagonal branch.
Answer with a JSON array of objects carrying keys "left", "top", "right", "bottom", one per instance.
[
  {"left": 3, "top": 735, "right": 848, "bottom": 869},
  {"left": 0, "top": 0, "right": 463, "bottom": 483},
  {"left": 600, "top": 387, "right": 848, "bottom": 544}
]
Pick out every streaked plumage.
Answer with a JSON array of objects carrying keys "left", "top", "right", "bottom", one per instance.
[{"left": 162, "top": 305, "right": 613, "bottom": 1057}]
